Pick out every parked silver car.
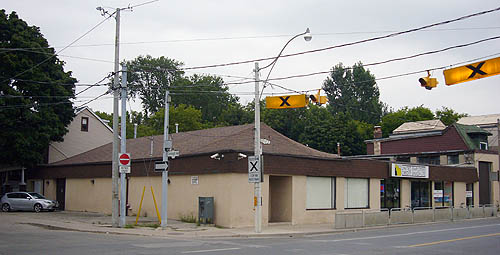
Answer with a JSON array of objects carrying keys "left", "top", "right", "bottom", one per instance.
[{"left": 1, "top": 192, "right": 58, "bottom": 212}]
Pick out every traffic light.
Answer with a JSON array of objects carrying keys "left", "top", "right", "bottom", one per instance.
[
  {"left": 419, "top": 72, "right": 438, "bottom": 90},
  {"left": 309, "top": 89, "right": 328, "bottom": 105}
]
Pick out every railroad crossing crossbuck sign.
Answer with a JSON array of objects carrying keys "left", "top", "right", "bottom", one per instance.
[
  {"left": 443, "top": 56, "right": 500, "bottom": 85},
  {"left": 248, "top": 156, "right": 261, "bottom": 183},
  {"left": 265, "top": 94, "right": 308, "bottom": 109}
]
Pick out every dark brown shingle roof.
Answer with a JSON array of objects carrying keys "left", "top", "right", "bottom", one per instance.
[{"left": 51, "top": 123, "right": 338, "bottom": 166}]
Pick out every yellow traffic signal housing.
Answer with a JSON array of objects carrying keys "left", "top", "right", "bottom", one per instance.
[
  {"left": 419, "top": 73, "right": 438, "bottom": 90},
  {"left": 309, "top": 89, "right": 328, "bottom": 105}
]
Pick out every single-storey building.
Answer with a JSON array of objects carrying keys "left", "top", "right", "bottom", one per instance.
[{"left": 27, "top": 124, "right": 479, "bottom": 228}]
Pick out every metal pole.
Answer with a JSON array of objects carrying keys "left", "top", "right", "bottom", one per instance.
[
  {"left": 111, "top": 8, "right": 121, "bottom": 228},
  {"left": 161, "top": 90, "right": 170, "bottom": 229},
  {"left": 119, "top": 65, "right": 127, "bottom": 227},
  {"left": 254, "top": 62, "right": 262, "bottom": 233},
  {"left": 134, "top": 123, "right": 138, "bottom": 139}
]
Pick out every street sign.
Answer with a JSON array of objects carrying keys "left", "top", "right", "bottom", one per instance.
[
  {"left": 248, "top": 156, "right": 261, "bottom": 183},
  {"left": 119, "top": 153, "right": 131, "bottom": 166},
  {"left": 444, "top": 56, "right": 500, "bottom": 85},
  {"left": 119, "top": 165, "right": 130, "bottom": 174},
  {"left": 155, "top": 161, "right": 168, "bottom": 172},
  {"left": 167, "top": 150, "right": 180, "bottom": 159},
  {"left": 265, "top": 94, "right": 308, "bottom": 109}
]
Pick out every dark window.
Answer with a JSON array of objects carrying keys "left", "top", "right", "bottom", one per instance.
[
  {"left": 395, "top": 156, "right": 410, "bottom": 162},
  {"left": 411, "top": 181, "right": 431, "bottom": 208},
  {"left": 447, "top": 154, "right": 459, "bottom": 165},
  {"left": 380, "top": 179, "right": 400, "bottom": 209},
  {"left": 417, "top": 156, "right": 440, "bottom": 165},
  {"left": 466, "top": 183, "right": 474, "bottom": 206},
  {"left": 81, "top": 117, "right": 89, "bottom": 132},
  {"left": 479, "top": 142, "right": 488, "bottom": 150}
]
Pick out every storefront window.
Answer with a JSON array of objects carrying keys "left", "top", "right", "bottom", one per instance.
[
  {"left": 380, "top": 179, "right": 400, "bottom": 209},
  {"left": 434, "top": 181, "right": 453, "bottom": 207},
  {"left": 411, "top": 181, "right": 431, "bottom": 208},
  {"left": 466, "top": 183, "right": 474, "bottom": 206},
  {"left": 344, "top": 178, "right": 369, "bottom": 209},
  {"left": 306, "top": 177, "right": 335, "bottom": 209}
]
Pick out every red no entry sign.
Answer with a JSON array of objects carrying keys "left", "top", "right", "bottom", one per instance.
[{"left": 119, "top": 153, "right": 130, "bottom": 166}]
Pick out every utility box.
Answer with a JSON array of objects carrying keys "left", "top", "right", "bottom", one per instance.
[{"left": 198, "top": 197, "right": 214, "bottom": 224}]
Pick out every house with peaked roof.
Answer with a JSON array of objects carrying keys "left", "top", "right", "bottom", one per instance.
[
  {"left": 1, "top": 107, "right": 113, "bottom": 200},
  {"left": 364, "top": 122, "right": 499, "bottom": 208},
  {"left": 27, "top": 123, "right": 478, "bottom": 228},
  {"left": 458, "top": 113, "right": 500, "bottom": 151}
]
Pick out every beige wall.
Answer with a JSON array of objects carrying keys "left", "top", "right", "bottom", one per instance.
[
  {"left": 44, "top": 179, "right": 57, "bottom": 201},
  {"left": 65, "top": 178, "right": 112, "bottom": 214},
  {"left": 454, "top": 182, "right": 466, "bottom": 207},
  {"left": 269, "top": 176, "right": 292, "bottom": 222},
  {"left": 400, "top": 179, "right": 411, "bottom": 208},
  {"left": 49, "top": 109, "right": 113, "bottom": 163}
]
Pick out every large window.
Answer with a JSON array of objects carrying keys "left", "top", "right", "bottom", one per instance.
[
  {"left": 417, "top": 156, "right": 440, "bottom": 165},
  {"left": 306, "top": 177, "right": 335, "bottom": 209},
  {"left": 434, "top": 181, "right": 453, "bottom": 207},
  {"left": 447, "top": 154, "right": 459, "bottom": 165},
  {"left": 381, "top": 179, "right": 400, "bottom": 209},
  {"left": 344, "top": 178, "right": 369, "bottom": 209}
]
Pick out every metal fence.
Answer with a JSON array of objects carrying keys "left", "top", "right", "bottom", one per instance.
[{"left": 334, "top": 205, "right": 498, "bottom": 229}]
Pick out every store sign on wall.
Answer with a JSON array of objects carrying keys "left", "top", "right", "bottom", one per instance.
[{"left": 391, "top": 163, "right": 429, "bottom": 179}]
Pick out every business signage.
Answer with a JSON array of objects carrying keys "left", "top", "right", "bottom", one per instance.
[{"left": 391, "top": 163, "right": 429, "bottom": 179}]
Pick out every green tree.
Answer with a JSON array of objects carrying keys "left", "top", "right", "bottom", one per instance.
[
  {"left": 262, "top": 107, "right": 307, "bottom": 142},
  {"left": 380, "top": 106, "right": 435, "bottom": 137},
  {"left": 147, "top": 104, "right": 205, "bottom": 134},
  {"left": 435, "top": 106, "right": 468, "bottom": 126},
  {"left": 0, "top": 10, "right": 76, "bottom": 167},
  {"left": 171, "top": 74, "right": 239, "bottom": 124},
  {"left": 124, "top": 55, "right": 184, "bottom": 117},
  {"left": 323, "top": 62, "right": 383, "bottom": 124}
]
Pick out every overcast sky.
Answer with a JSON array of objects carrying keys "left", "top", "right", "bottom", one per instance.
[{"left": 4, "top": 0, "right": 500, "bottom": 116}]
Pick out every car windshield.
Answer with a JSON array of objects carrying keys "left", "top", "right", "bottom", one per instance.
[{"left": 28, "top": 193, "right": 46, "bottom": 199}]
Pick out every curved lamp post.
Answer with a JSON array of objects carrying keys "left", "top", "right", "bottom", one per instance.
[{"left": 253, "top": 28, "right": 311, "bottom": 233}]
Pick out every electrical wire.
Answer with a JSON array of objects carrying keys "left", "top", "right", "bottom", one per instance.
[
  {"left": 182, "top": 6, "right": 500, "bottom": 71},
  {"left": 0, "top": 12, "right": 115, "bottom": 84}
]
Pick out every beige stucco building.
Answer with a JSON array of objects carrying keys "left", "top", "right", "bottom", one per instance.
[{"left": 28, "top": 124, "right": 479, "bottom": 228}]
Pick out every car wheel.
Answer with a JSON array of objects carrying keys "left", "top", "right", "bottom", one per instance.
[
  {"left": 1, "top": 203, "right": 10, "bottom": 212},
  {"left": 34, "top": 203, "right": 42, "bottom": 213}
]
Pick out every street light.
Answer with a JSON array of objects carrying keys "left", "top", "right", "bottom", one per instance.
[{"left": 253, "top": 28, "right": 312, "bottom": 233}]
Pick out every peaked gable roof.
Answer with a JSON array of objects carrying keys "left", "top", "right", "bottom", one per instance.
[
  {"left": 458, "top": 113, "right": 500, "bottom": 126},
  {"left": 75, "top": 106, "right": 113, "bottom": 134},
  {"left": 392, "top": 119, "right": 446, "bottom": 135},
  {"left": 51, "top": 123, "right": 338, "bottom": 166}
]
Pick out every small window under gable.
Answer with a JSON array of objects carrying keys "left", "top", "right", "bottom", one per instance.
[
  {"left": 81, "top": 117, "right": 89, "bottom": 132},
  {"left": 479, "top": 142, "right": 488, "bottom": 150}
]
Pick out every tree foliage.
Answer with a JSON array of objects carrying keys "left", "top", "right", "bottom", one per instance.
[
  {"left": 124, "top": 55, "right": 240, "bottom": 126},
  {"left": 436, "top": 106, "right": 468, "bottom": 126},
  {"left": 380, "top": 106, "right": 435, "bottom": 137},
  {"left": 0, "top": 10, "right": 76, "bottom": 167},
  {"left": 323, "top": 62, "right": 383, "bottom": 124}
]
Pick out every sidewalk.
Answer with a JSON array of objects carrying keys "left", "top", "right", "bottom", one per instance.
[
  {"left": 6, "top": 211, "right": 499, "bottom": 239},
  {"left": 3, "top": 211, "right": 343, "bottom": 238}
]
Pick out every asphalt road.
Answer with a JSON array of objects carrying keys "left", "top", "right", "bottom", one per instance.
[{"left": 0, "top": 216, "right": 499, "bottom": 255}]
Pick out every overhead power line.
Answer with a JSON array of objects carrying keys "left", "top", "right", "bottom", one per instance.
[
  {"left": 0, "top": 12, "right": 115, "bottom": 84},
  {"left": 182, "top": 6, "right": 500, "bottom": 71}
]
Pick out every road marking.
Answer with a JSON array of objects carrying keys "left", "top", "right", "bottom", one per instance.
[
  {"left": 408, "top": 232, "right": 500, "bottom": 247},
  {"left": 310, "top": 223, "right": 500, "bottom": 243},
  {"left": 181, "top": 248, "right": 241, "bottom": 254}
]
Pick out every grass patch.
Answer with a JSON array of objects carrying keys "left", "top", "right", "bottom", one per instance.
[
  {"left": 124, "top": 224, "right": 135, "bottom": 229},
  {"left": 140, "top": 223, "right": 160, "bottom": 228},
  {"left": 179, "top": 213, "right": 197, "bottom": 224}
]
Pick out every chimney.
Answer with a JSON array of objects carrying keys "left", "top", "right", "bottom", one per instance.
[{"left": 374, "top": 126, "right": 382, "bottom": 139}]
